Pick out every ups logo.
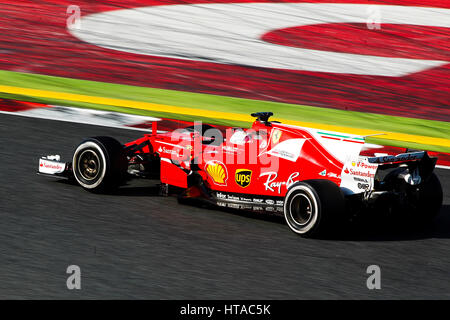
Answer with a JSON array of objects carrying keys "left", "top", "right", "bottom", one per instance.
[{"left": 235, "top": 169, "right": 252, "bottom": 188}]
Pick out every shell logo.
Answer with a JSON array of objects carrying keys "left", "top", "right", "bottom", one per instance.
[{"left": 205, "top": 160, "right": 228, "bottom": 186}]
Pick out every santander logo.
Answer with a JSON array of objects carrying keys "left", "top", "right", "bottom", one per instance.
[
  {"left": 43, "top": 163, "right": 63, "bottom": 170},
  {"left": 39, "top": 160, "right": 64, "bottom": 171}
]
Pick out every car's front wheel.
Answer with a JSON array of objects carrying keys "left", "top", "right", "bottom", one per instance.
[
  {"left": 72, "top": 136, "right": 127, "bottom": 192},
  {"left": 284, "top": 180, "right": 345, "bottom": 237}
]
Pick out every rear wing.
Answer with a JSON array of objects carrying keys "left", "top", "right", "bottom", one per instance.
[
  {"left": 367, "top": 151, "right": 425, "bottom": 164},
  {"left": 369, "top": 151, "right": 438, "bottom": 182}
]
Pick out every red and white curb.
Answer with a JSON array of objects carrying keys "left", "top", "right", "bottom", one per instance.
[
  {"left": 0, "top": 99, "right": 161, "bottom": 132},
  {"left": 73, "top": 3, "right": 449, "bottom": 77}
]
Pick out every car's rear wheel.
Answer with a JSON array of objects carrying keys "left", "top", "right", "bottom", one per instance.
[
  {"left": 284, "top": 180, "right": 345, "bottom": 237},
  {"left": 72, "top": 136, "right": 127, "bottom": 192},
  {"left": 407, "top": 172, "right": 443, "bottom": 224}
]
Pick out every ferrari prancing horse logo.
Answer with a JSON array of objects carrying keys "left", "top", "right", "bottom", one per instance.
[
  {"left": 271, "top": 129, "right": 282, "bottom": 144},
  {"left": 235, "top": 169, "right": 252, "bottom": 188}
]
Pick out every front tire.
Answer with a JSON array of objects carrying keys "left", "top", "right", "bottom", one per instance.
[
  {"left": 72, "top": 136, "right": 127, "bottom": 192},
  {"left": 284, "top": 180, "right": 345, "bottom": 237}
]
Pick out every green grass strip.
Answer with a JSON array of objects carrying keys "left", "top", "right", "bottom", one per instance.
[{"left": 0, "top": 70, "right": 448, "bottom": 153}]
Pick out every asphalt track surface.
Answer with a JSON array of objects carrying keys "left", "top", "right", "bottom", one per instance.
[{"left": 1, "top": 113, "right": 449, "bottom": 299}]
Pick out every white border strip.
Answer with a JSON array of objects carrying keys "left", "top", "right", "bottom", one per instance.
[{"left": 0, "top": 106, "right": 164, "bottom": 133}]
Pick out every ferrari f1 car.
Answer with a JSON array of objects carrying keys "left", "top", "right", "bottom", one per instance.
[{"left": 38, "top": 112, "right": 443, "bottom": 237}]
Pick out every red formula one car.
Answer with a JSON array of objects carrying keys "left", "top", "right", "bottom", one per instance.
[{"left": 38, "top": 112, "right": 443, "bottom": 237}]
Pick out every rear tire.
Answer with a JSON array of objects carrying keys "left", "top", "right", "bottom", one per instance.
[
  {"left": 408, "top": 172, "right": 443, "bottom": 224},
  {"left": 284, "top": 180, "right": 345, "bottom": 237},
  {"left": 72, "top": 136, "right": 127, "bottom": 192}
]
